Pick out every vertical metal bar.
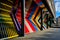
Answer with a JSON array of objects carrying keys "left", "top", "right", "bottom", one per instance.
[
  {"left": 49, "top": 17, "right": 51, "bottom": 27},
  {"left": 47, "top": 14, "right": 48, "bottom": 29},
  {"left": 50, "top": 18, "right": 52, "bottom": 27},
  {"left": 20, "top": 0, "right": 24, "bottom": 36},
  {"left": 40, "top": 8, "right": 43, "bottom": 30}
]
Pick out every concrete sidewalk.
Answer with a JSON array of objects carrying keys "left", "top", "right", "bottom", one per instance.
[{"left": 4, "top": 28, "right": 60, "bottom": 40}]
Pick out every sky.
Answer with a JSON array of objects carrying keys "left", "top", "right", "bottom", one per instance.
[{"left": 54, "top": 0, "right": 60, "bottom": 18}]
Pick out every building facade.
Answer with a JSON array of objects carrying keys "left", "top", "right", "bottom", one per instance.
[
  {"left": 56, "top": 16, "right": 60, "bottom": 26},
  {"left": 0, "top": 0, "right": 55, "bottom": 39}
]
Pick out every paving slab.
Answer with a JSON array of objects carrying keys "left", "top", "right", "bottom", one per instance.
[{"left": 1, "top": 28, "right": 60, "bottom": 40}]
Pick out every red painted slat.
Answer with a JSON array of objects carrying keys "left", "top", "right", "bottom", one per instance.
[
  {"left": 26, "top": 19, "right": 36, "bottom": 32},
  {"left": 24, "top": 24, "right": 30, "bottom": 34}
]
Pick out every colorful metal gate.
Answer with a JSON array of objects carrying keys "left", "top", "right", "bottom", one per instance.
[{"left": 0, "top": 0, "right": 54, "bottom": 39}]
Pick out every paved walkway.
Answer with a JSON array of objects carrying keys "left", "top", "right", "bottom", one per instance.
[{"left": 3, "top": 28, "right": 60, "bottom": 40}]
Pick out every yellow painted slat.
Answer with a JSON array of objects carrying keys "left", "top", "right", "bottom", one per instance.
[
  {"left": 0, "top": 22, "right": 13, "bottom": 24},
  {"left": 31, "top": 7, "right": 40, "bottom": 30},
  {"left": 35, "top": 12, "right": 41, "bottom": 28},
  {"left": 0, "top": 15, "right": 10, "bottom": 18},
  {"left": 0, "top": 8, "right": 11, "bottom": 12},
  {"left": 6, "top": 28, "right": 18, "bottom": 37},
  {"left": 0, "top": 18, "right": 12, "bottom": 20},
  {"left": 1, "top": 2, "right": 12, "bottom": 8},
  {"left": 8, "top": 35, "right": 18, "bottom": 39},
  {"left": 8, "top": 0, "right": 13, "bottom": 3},
  {"left": 1, "top": 5, "right": 11, "bottom": 11}
]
